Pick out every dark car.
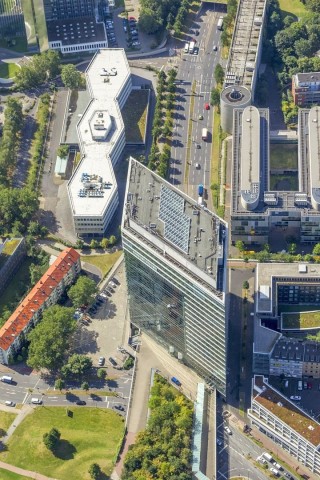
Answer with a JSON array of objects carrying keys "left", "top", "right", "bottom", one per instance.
[
  {"left": 195, "top": 30, "right": 199, "bottom": 36},
  {"left": 111, "top": 277, "right": 120, "bottom": 285},
  {"left": 109, "top": 357, "right": 117, "bottom": 367},
  {"left": 76, "top": 400, "right": 86, "bottom": 406},
  {"left": 115, "top": 404, "right": 125, "bottom": 411}
]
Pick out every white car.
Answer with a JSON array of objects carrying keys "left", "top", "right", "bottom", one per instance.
[
  {"left": 224, "top": 426, "right": 232, "bottom": 435},
  {"left": 290, "top": 395, "right": 301, "bottom": 401},
  {"left": 257, "top": 456, "right": 267, "bottom": 465},
  {"left": 100, "top": 292, "right": 108, "bottom": 298},
  {"left": 270, "top": 467, "right": 279, "bottom": 477}
]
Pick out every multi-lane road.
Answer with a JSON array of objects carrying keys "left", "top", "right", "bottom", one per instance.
[{"left": 170, "top": 5, "right": 224, "bottom": 202}]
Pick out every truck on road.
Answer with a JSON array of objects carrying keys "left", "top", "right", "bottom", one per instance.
[
  {"left": 202, "top": 128, "right": 208, "bottom": 141},
  {"left": 217, "top": 17, "right": 223, "bottom": 30}
]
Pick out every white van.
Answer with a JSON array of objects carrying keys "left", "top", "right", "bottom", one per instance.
[
  {"left": 1, "top": 376, "right": 12, "bottom": 384},
  {"left": 298, "top": 380, "right": 303, "bottom": 391},
  {"left": 31, "top": 398, "right": 42, "bottom": 404},
  {"left": 262, "top": 452, "right": 273, "bottom": 462},
  {"left": 184, "top": 43, "right": 189, "bottom": 53}
]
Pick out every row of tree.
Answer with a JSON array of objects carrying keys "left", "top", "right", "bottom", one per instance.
[
  {"left": 0, "top": 97, "right": 23, "bottom": 186},
  {"left": 220, "top": 0, "right": 238, "bottom": 49},
  {"left": 171, "top": 0, "right": 191, "bottom": 37},
  {"left": 122, "top": 374, "right": 193, "bottom": 480},
  {"left": 148, "top": 69, "right": 177, "bottom": 177}
]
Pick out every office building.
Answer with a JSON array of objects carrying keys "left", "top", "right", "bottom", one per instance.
[
  {"left": 42, "top": 0, "right": 95, "bottom": 21},
  {"left": 0, "top": 0, "right": 26, "bottom": 38},
  {"left": 0, "top": 248, "right": 80, "bottom": 364},
  {"left": 231, "top": 105, "right": 320, "bottom": 246},
  {"left": 292, "top": 72, "right": 320, "bottom": 107},
  {"left": 248, "top": 375, "right": 320, "bottom": 476},
  {"left": 220, "top": 0, "right": 267, "bottom": 132},
  {"left": 122, "top": 158, "right": 228, "bottom": 395},
  {"left": 269, "top": 337, "right": 320, "bottom": 378},
  {"left": 67, "top": 49, "right": 132, "bottom": 237},
  {"left": 253, "top": 263, "right": 320, "bottom": 374}
]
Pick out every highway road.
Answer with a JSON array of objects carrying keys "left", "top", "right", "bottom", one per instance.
[{"left": 169, "top": 4, "right": 224, "bottom": 202}]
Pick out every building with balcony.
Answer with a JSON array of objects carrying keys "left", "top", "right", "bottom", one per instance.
[
  {"left": 231, "top": 105, "right": 320, "bottom": 246},
  {"left": 0, "top": 247, "right": 80, "bottom": 364},
  {"left": 66, "top": 49, "right": 132, "bottom": 237},
  {"left": 122, "top": 158, "right": 228, "bottom": 395},
  {"left": 248, "top": 375, "right": 320, "bottom": 476},
  {"left": 292, "top": 72, "right": 320, "bottom": 107}
]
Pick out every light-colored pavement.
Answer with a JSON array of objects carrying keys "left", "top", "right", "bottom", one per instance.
[
  {"left": 2, "top": 404, "right": 33, "bottom": 444},
  {"left": 0, "top": 461, "right": 57, "bottom": 480}
]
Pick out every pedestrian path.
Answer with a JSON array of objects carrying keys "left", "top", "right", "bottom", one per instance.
[
  {"left": 2, "top": 405, "right": 33, "bottom": 445},
  {"left": 0, "top": 461, "right": 57, "bottom": 480}
]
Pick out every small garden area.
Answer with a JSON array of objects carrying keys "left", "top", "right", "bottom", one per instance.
[
  {"left": 122, "top": 90, "right": 149, "bottom": 143},
  {"left": 0, "top": 63, "right": 20, "bottom": 79},
  {"left": 80, "top": 251, "right": 122, "bottom": 277},
  {"left": 282, "top": 310, "right": 320, "bottom": 330},
  {"left": 0, "top": 407, "right": 125, "bottom": 480}
]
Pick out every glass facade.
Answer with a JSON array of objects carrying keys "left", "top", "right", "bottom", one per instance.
[
  {"left": 0, "top": 0, "right": 26, "bottom": 37},
  {"left": 123, "top": 234, "right": 226, "bottom": 396}
]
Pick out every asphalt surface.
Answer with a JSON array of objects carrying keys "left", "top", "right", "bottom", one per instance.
[{"left": 170, "top": 4, "right": 224, "bottom": 202}]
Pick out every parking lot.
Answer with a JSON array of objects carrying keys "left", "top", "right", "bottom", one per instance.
[{"left": 269, "top": 376, "right": 320, "bottom": 420}]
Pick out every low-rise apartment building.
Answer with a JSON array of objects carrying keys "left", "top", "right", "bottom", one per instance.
[
  {"left": 0, "top": 248, "right": 80, "bottom": 364},
  {"left": 248, "top": 375, "right": 320, "bottom": 475},
  {"left": 292, "top": 72, "right": 320, "bottom": 107}
]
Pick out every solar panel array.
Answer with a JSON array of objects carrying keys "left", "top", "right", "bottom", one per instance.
[{"left": 159, "top": 186, "right": 190, "bottom": 253}]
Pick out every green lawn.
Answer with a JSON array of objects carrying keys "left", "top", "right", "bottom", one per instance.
[
  {"left": 0, "top": 258, "right": 33, "bottom": 320},
  {"left": 0, "top": 63, "right": 20, "bottom": 79},
  {"left": 0, "top": 470, "right": 30, "bottom": 480},
  {"left": 270, "top": 143, "right": 298, "bottom": 170},
  {"left": 81, "top": 251, "right": 122, "bottom": 277},
  {"left": 0, "top": 411, "right": 18, "bottom": 438},
  {"left": 0, "top": 407, "right": 125, "bottom": 480},
  {"left": 270, "top": 174, "right": 298, "bottom": 191},
  {"left": 282, "top": 310, "right": 320, "bottom": 329},
  {"left": 122, "top": 90, "right": 149, "bottom": 143},
  {"left": 278, "top": 0, "right": 307, "bottom": 19}
]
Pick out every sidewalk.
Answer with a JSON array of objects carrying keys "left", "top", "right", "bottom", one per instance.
[
  {"left": 0, "top": 461, "right": 57, "bottom": 480},
  {"left": 2, "top": 405, "right": 33, "bottom": 445}
]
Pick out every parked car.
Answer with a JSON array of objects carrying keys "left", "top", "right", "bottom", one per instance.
[
  {"left": 109, "top": 357, "right": 117, "bottom": 367},
  {"left": 269, "top": 468, "right": 279, "bottom": 477},
  {"left": 290, "top": 395, "right": 301, "bottom": 401},
  {"left": 111, "top": 277, "right": 120, "bottom": 285},
  {"left": 109, "top": 281, "right": 117, "bottom": 289},
  {"left": 5, "top": 401, "right": 15, "bottom": 407},
  {"left": 98, "top": 356, "right": 105, "bottom": 366},
  {"left": 195, "top": 30, "right": 199, "bottom": 36},
  {"left": 216, "top": 438, "right": 223, "bottom": 446},
  {"left": 115, "top": 404, "right": 125, "bottom": 411},
  {"left": 100, "top": 292, "right": 108, "bottom": 299},
  {"left": 193, "top": 47, "right": 199, "bottom": 55},
  {"left": 224, "top": 426, "right": 232, "bottom": 435},
  {"left": 76, "top": 400, "right": 86, "bottom": 406}
]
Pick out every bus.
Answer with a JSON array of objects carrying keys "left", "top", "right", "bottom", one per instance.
[
  {"left": 189, "top": 41, "right": 195, "bottom": 54},
  {"left": 217, "top": 17, "right": 223, "bottom": 30},
  {"left": 202, "top": 128, "right": 208, "bottom": 141}
]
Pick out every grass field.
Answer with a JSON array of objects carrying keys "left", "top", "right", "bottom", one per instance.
[
  {"left": 282, "top": 310, "right": 320, "bottom": 329},
  {"left": 0, "top": 258, "right": 33, "bottom": 320},
  {"left": 0, "top": 411, "right": 17, "bottom": 438},
  {"left": 278, "top": 0, "right": 307, "bottom": 19},
  {"left": 270, "top": 143, "right": 298, "bottom": 170},
  {"left": 270, "top": 174, "right": 298, "bottom": 191},
  {"left": 80, "top": 251, "right": 122, "bottom": 277},
  {"left": 0, "top": 407, "right": 125, "bottom": 480},
  {"left": 122, "top": 90, "right": 149, "bottom": 144},
  {"left": 0, "top": 63, "right": 20, "bottom": 79},
  {"left": 0, "top": 470, "right": 30, "bottom": 480}
]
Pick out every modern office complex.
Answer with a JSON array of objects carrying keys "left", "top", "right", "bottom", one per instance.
[
  {"left": 122, "top": 158, "right": 228, "bottom": 395},
  {"left": 231, "top": 105, "right": 320, "bottom": 245},
  {"left": 0, "top": 0, "right": 26, "bottom": 37},
  {"left": 0, "top": 248, "right": 80, "bottom": 364},
  {"left": 253, "top": 262, "right": 320, "bottom": 374},
  {"left": 248, "top": 376, "right": 320, "bottom": 476},
  {"left": 220, "top": 0, "right": 267, "bottom": 132},
  {"left": 67, "top": 49, "right": 132, "bottom": 237},
  {"left": 292, "top": 72, "right": 320, "bottom": 107}
]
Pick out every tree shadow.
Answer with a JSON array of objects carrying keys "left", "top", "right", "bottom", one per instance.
[
  {"left": 65, "top": 392, "right": 80, "bottom": 402},
  {"left": 53, "top": 439, "right": 77, "bottom": 460}
]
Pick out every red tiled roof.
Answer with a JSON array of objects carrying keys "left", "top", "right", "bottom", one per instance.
[{"left": 0, "top": 248, "right": 80, "bottom": 351}]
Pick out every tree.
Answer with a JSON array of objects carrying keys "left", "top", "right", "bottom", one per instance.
[
  {"left": 307, "top": 331, "right": 320, "bottom": 342},
  {"left": 81, "top": 381, "right": 89, "bottom": 392},
  {"left": 68, "top": 276, "right": 97, "bottom": 308},
  {"left": 235, "top": 240, "right": 245, "bottom": 253},
  {"left": 61, "top": 64, "right": 84, "bottom": 90},
  {"left": 138, "top": 8, "right": 163, "bottom": 34},
  {"left": 214, "top": 64, "right": 224, "bottom": 85},
  {"left": 43, "top": 428, "right": 61, "bottom": 451},
  {"left": 243, "top": 280, "right": 249, "bottom": 290},
  {"left": 90, "top": 239, "right": 99, "bottom": 249},
  {"left": 63, "top": 354, "right": 92, "bottom": 377},
  {"left": 109, "top": 235, "right": 117, "bottom": 246},
  {"left": 210, "top": 87, "right": 220, "bottom": 107},
  {"left": 54, "top": 378, "right": 65, "bottom": 391},
  {"left": 75, "top": 239, "right": 84, "bottom": 249},
  {"left": 313, "top": 243, "right": 320, "bottom": 255},
  {"left": 89, "top": 463, "right": 101, "bottom": 480},
  {"left": 57, "top": 145, "right": 69, "bottom": 158},
  {"left": 27, "top": 306, "right": 76, "bottom": 372},
  {"left": 306, "top": 0, "right": 320, "bottom": 13},
  {"left": 97, "top": 368, "right": 107, "bottom": 380},
  {"left": 100, "top": 238, "right": 109, "bottom": 249}
]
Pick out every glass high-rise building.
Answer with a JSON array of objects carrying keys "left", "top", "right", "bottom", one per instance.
[
  {"left": 122, "top": 158, "right": 228, "bottom": 395},
  {"left": 0, "top": 0, "right": 25, "bottom": 37}
]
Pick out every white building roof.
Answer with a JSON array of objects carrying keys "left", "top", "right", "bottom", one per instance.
[{"left": 68, "top": 49, "right": 130, "bottom": 218}]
